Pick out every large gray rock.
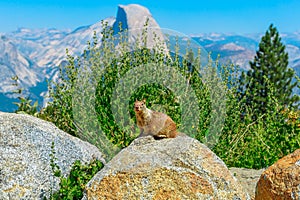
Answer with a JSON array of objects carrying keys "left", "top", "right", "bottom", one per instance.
[
  {"left": 0, "top": 112, "right": 104, "bottom": 200},
  {"left": 83, "top": 135, "right": 250, "bottom": 200}
]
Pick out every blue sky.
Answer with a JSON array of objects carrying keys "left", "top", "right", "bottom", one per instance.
[{"left": 0, "top": 0, "right": 299, "bottom": 34}]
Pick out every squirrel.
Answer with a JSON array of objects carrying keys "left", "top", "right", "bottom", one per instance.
[{"left": 134, "top": 99, "right": 178, "bottom": 139}]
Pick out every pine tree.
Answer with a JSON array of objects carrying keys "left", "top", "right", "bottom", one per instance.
[{"left": 240, "top": 24, "right": 299, "bottom": 116}]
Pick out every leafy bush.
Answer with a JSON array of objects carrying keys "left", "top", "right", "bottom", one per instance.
[
  {"left": 39, "top": 51, "right": 78, "bottom": 136},
  {"left": 213, "top": 24, "right": 300, "bottom": 168},
  {"left": 48, "top": 142, "right": 103, "bottom": 200},
  {"left": 11, "top": 75, "right": 39, "bottom": 116},
  {"left": 213, "top": 76, "right": 300, "bottom": 169},
  {"left": 43, "top": 21, "right": 217, "bottom": 161},
  {"left": 50, "top": 159, "right": 103, "bottom": 200}
]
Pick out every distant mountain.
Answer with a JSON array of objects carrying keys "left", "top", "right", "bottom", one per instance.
[
  {"left": 1, "top": 4, "right": 300, "bottom": 112},
  {"left": 0, "top": 17, "right": 116, "bottom": 112},
  {"left": 192, "top": 32, "right": 300, "bottom": 73}
]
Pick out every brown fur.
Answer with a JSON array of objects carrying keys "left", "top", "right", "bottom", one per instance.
[{"left": 134, "top": 99, "right": 178, "bottom": 138}]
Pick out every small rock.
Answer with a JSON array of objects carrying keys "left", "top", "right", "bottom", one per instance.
[{"left": 230, "top": 167, "right": 265, "bottom": 199}]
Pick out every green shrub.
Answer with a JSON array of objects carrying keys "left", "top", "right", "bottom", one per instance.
[
  {"left": 213, "top": 78, "right": 300, "bottom": 169},
  {"left": 50, "top": 159, "right": 103, "bottom": 200},
  {"left": 11, "top": 75, "right": 39, "bottom": 116},
  {"left": 44, "top": 21, "right": 215, "bottom": 161},
  {"left": 48, "top": 142, "right": 103, "bottom": 200}
]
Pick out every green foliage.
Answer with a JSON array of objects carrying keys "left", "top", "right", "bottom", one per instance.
[
  {"left": 213, "top": 24, "right": 300, "bottom": 168},
  {"left": 46, "top": 22, "right": 299, "bottom": 168},
  {"left": 11, "top": 21, "right": 299, "bottom": 169},
  {"left": 51, "top": 159, "right": 103, "bottom": 200},
  {"left": 214, "top": 80, "right": 300, "bottom": 169},
  {"left": 11, "top": 75, "right": 39, "bottom": 116},
  {"left": 42, "top": 20, "right": 214, "bottom": 161},
  {"left": 39, "top": 51, "right": 78, "bottom": 136},
  {"left": 48, "top": 142, "right": 103, "bottom": 200},
  {"left": 239, "top": 24, "right": 299, "bottom": 117},
  {"left": 50, "top": 142, "right": 61, "bottom": 178}
]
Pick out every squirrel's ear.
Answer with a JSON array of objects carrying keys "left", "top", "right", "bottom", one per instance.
[{"left": 142, "top": 98, "right": 146, "bottom": 103}]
